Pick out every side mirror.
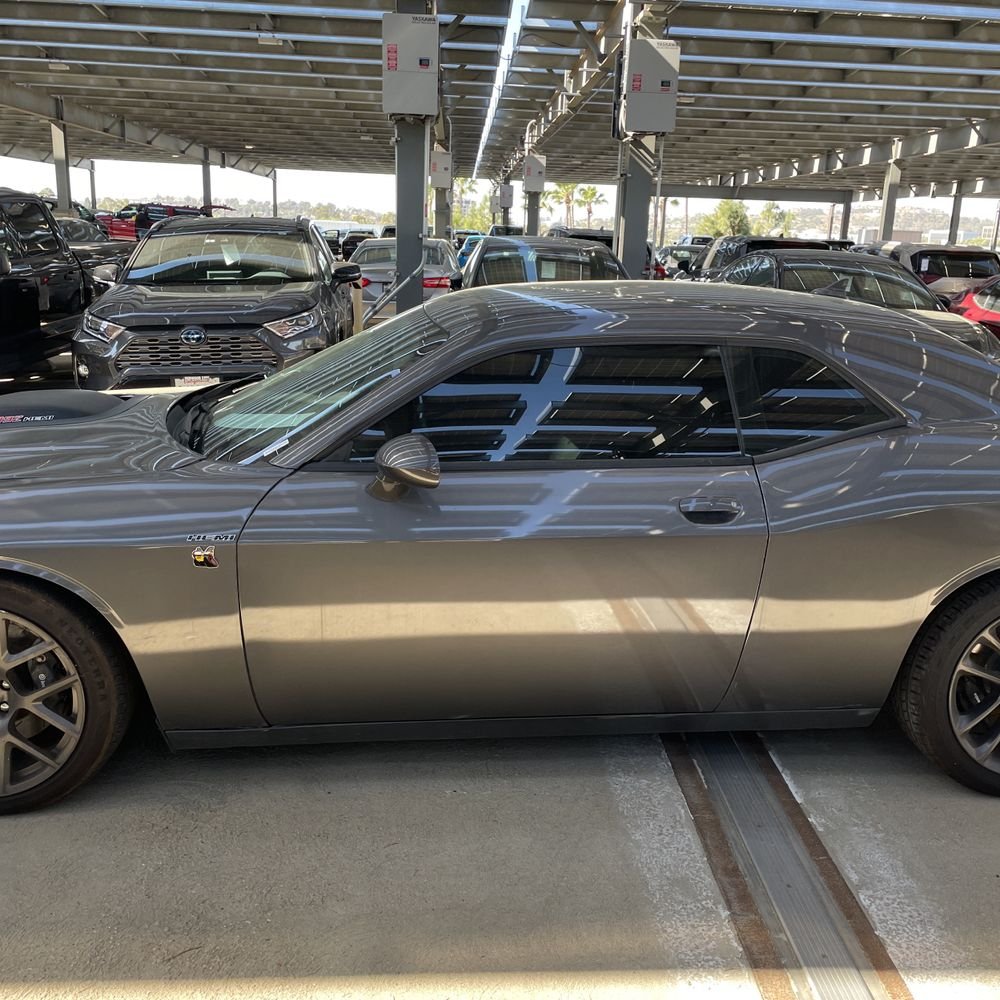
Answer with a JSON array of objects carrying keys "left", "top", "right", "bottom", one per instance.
[
  {"left": 92, "top": 263, "right": 120, "bottom": 284},
  {"left": 812, "top": 285, "right": 849, "bottom": 299},
  {"left": 367, "top": 433, "right": 440, "bottom": 502},
  {"left": 937, "top": 293, "right": 958, "bottom": 309},
  {"left": 449, "top": 270, "right": 463, "bottom": 291},
  {"left": 0, "top": 250, "right": 11, "bottom": 276},
  {"left": 333, "top": 263, "right": 362, "bottom": 284},
  {"left": 677, "top": 258, "right": 691, "bottom": 273}
]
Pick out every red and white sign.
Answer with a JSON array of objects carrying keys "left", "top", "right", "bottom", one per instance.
[
  {"left": 386, "top": 42, "right": 398, "bottom": 70},
  {"left": 630, "top": 73, "right": 642, "bottom": 92}
]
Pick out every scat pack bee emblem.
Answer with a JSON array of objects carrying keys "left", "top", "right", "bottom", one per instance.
[{"left": 191, "top": 545, "right": 219, "bottom": 569}]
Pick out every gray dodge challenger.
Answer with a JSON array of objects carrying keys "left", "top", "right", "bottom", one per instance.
[{"left": 3, "top": 281, "right": 1000, "bottom": 812}]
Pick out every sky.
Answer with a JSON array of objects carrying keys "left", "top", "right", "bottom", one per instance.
[{"left": 2, "top": 153, "right": 996, "bottom": 233}]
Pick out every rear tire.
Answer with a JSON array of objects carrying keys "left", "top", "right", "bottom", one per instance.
[
  {"left": 0, "top": 580, "right": 133, "bottom": 814},
  {"left": 893, "top": 579, "right": 1000, "bottom": 795}
]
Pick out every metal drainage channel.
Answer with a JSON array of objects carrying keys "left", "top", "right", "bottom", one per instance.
[{"left": 663, "top": 734, "right": 913, "bottom": 1000}]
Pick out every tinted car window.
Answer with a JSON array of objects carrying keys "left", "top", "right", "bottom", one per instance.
[
  {"left": 729, "top": 346, "right": 891, "bottom": 455},
  {"left": 745, "top": 256, "right": 776, "bottom": 287},
  {"left": 348, "top": 344, "right": 741, "bottom": 464},
  {"left": 477, "top": 253, "right": 528, "bottom": 285},
  {"left": 915, "top": 251, "right": 1000, "bottom": 279},
  {"left": 782, "top": 263, "right": 935, "bottom": 310},
  {"left": 59, "top": 219, "right": 108, "bottom": 242},
  {"left": 2, "top": 200, "right": 60, "bottom": 254}
]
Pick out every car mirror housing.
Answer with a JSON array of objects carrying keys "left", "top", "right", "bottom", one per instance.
[
  {"left": 92, "top": 263, "right": 121, "bottom": 284},
  {"left": 449, "top": 270, "right": 463, "bottom": 291},
  {"left": 812, "top": 285, "right": 850, "bottom": 299},
  {"left": 0, "top": 250, "right": 11, "bottom": 276},
  {"left": 333, "top": 263, "right": 362, "bottom": 285},
  {"left": 367, "top": 434, "right": 441, "bottom": 502}
]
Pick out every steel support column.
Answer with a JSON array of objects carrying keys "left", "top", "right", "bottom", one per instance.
[
  {"left": 433, "top": 186, "right": 450, "bottom": 241},
  {"left": 202, "top": 154, "right": 212, "bottom": 211},
  {"left": 88, "top": 162, "right": 97, "bottom": 211},
  {"left": 839, "top": 197, "right": 853, "bottom": 241},
  {"left": 271, "top": 169, "right": 278, "bottom": 218},
  {"left": 525, "top": 191, "right": 540, "bottom": 236},
  {"left": 948, "top": 195, "right": 963, "bottom": 244},
  {"left": 395, "top": 120, "right": 426, "bottom": 313},
  {"left": 617, "top": 139, "right": 655, "bottom": 278},
  {"left": 50, "top": 117, "right": 71, "bottom": 212},
  {"left": 877, "top": 160, "right": 901, "bottom": 241},
  {"left": 500, "top": 174, "right": 511, "bottom": 230}
]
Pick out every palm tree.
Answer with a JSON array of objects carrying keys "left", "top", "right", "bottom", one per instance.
[
  {"left": 575, "top": 185, "right": 606, "bottom": 227},
  {"left": 453, "top": 177, "right": 477, "bottom": 212},
  {"left": 552, "top": 182, "right": 578, "bottom": 227}
]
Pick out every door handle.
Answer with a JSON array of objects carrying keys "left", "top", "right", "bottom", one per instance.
[{"left": 678, "top": 496, "right": 743, "bottom": 525}]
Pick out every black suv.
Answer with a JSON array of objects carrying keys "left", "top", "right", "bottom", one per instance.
[
  {"left": 691, "top": 236, "right": 833, "bottom": 280},
  {"left": 0, "top": 188, "right": 90, "bottom": 378},
  {"left": 74, "top": 216, "right": 360, "bottom": 390}
]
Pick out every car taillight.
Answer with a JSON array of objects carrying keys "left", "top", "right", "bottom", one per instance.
[
  {"left": 654, "top": 262, "right": 667, "bottom": 279},
  {"left": 360, "top": 277, "right": 371, "bottom": 288},
  {"left": 422, "top": 276, "right": 451, "bottom": 288}
]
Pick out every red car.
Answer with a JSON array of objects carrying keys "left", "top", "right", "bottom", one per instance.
[{"left": 951, "top": 275, "right": 1000, "bottom": 339}]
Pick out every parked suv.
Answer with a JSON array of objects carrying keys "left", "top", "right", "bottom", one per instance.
[
  {"left": 0, "top": 188, "right": 89, "bottom": 377},
  {"left": 692, "top": 236, "right": 833, "bottom": 279},
  {"left": 73, "top": 216, "right": 359, "bottom": 390},
  {"left": 463, "top": 236, "right": 627, "bottom": 285},
  {"left": 875, "top": 243, "right": 1000, "bottom": 296}
]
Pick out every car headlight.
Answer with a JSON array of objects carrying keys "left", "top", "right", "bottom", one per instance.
[
  {"left": 81, "top": 312, "right": 125, "bottom": 341},
  {"left": 263, "top": 307, "right": 322, "bottom": 338}
]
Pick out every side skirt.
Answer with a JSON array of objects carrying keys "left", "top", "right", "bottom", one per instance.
[{"left": 164, "top": 708, "right": 879, "bottom": 751}]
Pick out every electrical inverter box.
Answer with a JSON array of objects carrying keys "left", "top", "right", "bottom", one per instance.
[
  {"left": 618, "top": 38, "right": 680, "bottom": 134},
  {"left": 523, "top": 153, "right": 546, "bottom": 192},
  {"left": 382, "top": 13, "right": 439, "bottom": 116}
]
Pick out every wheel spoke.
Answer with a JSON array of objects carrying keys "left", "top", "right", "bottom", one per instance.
[
  {"left": 1, "top": 638, "right": 57, "bottom": 670},
  {"left": 955, "top": 660, "right": 1000, "bottom": 687},
  {"left": 4, "top": 732, "right": 59, "bottom": 770},
  {"left": 26, "top": 702, "right": 81, "bottom": 738},
  {"left": 956, "top": 691, "right": 1000, "bottom": 735},
  {"left": 973, "top": 724, "right": 1000, "bottom": 763},
  {"left": 974, "top": 627, "right": 1000, "bottom": 657},
  {"left": 25, "top": 674, "right": 79, "bottom": 703}
]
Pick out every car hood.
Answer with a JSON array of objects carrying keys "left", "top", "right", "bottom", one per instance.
[
  {"left": 0, "top": 391, "right": 196, "bottom": 484},
  {"left": 88, "top": 282, "right": 320, "bottom": 328}
]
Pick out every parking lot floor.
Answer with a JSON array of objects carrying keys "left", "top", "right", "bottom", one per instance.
[
  {"left": 3, "top": 731, "right": 757, "bottom": 1000},
  {"left": 767, "top": 716, "right": 1000, "bottom": 1000}
]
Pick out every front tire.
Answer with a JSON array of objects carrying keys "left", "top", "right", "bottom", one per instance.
[
  {"left": 893, "top": 579, "right": 1000, "bottom": 795},
  {"left": 0, "top": 581, "right": 133, "bottom": 814}
]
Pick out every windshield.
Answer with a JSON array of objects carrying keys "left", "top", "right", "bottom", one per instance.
[
  {"left": 782, "top": 263, "right": 937, "bottom": 310},
  {"left": 915, "top": 251, "right": 1000, "bottom": 279},
  {"left": 352, "top": 244, "right": 450, "bottom": 266},
  {"left": 191, "top": 309, "right": 450, "bottom": 463},
  {"left": 974, "top": 279, "right": 1000, "bottom": 310},
  {"left": 125, "top": 230, "right": 316, "bottom": 284}
]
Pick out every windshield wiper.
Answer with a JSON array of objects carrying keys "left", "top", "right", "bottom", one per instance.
[{"left": 178, "top": 374, "right": 266, "bottom": 452}]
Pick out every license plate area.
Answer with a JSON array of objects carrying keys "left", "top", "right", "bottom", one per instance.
[{"left": 173, "top": 376, "right": 221, "bottom": 388}]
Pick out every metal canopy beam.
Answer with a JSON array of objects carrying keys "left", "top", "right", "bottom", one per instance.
[
  {"left": 661, "top": 185, "right": 854, "bottom": 204},
  {"left": 0, "top": 78, "right": 272, "bottom": 177}
]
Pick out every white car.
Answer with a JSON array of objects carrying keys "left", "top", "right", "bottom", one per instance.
[{"left": 877, "top": 243, "right": 1000, "bottom": 296}]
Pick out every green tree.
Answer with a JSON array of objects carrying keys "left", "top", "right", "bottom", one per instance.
[
  {"left": 704, "top": 200, "right": 752, "bottom": 237},
  {"left": 575, "top": 185, "right": 606, "bottom": 227},
  {"left": 752, "top": 200, "right": 794, "bottom": 236},
  {"left": 552, "top": 182, "right": 578, "bottom": 226}
]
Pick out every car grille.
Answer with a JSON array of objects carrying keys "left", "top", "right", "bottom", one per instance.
[{"left": 115, "top": 334, "right": 279, "bottom": 372}]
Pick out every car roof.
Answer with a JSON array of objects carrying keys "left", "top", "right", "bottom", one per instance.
[
  {"left": 478, "top": 235, "right": 613, "bottom": 252},
  {"left": 748, "top": 248, "right": 907, "bottom": 267},
  {"left": 155, "top": 215, "right": 306, "bottom": 235},
  {"left": 882, "top": 242, "right": 1000, "bottom": 255}
]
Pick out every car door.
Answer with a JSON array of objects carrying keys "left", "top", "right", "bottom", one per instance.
[
  {"left": 309, "top": 229, "right": 348, "bottom": 340},
  {"left": 238, "top": 340, "right": 768, "bottom": 727}
]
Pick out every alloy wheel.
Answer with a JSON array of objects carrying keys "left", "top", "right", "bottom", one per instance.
[
  {"left": 0, "top": 611, "right": 86, "bottom": 796},
  {"left": 949, "top": 620, "right": 1000, "bottom": 774}
]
